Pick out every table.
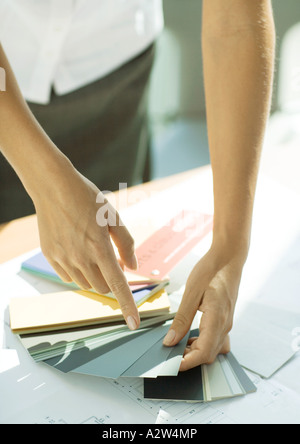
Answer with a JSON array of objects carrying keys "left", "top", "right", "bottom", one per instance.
[
  {"left": 0, "top": 167, "right": 204, "bottom": 264},
  {"left": 1, "top": 147, "right": 300, "bottom": 424}
]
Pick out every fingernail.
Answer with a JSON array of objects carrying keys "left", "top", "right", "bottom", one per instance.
[
  {"left": 163, "top": 329, "right": 176, "bottom": 346},
  {"left": 127, "top": 316, "right": 138, "bottom": 331}
]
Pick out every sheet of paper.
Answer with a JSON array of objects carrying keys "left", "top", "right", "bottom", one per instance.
[
  {"left": 129, "top": 211, "right": 213, "bottom": 280},
  {"left": 231, "top": 301, "right": 300, "bottom": 378},
  {"left": 0, "top": 370, "right": 154, "bottom": 424},
  {"left": 215, "top": 373, "right": 300, "bottom": 425},
  {"left": 254, "top": 233, "right": 300, "bottom": 312},
  {"left": 235, "top": 176, "right": 300, "bottom": 315},
  {"left": 0, "top": 349, "right": 20, "bottom": 374}
]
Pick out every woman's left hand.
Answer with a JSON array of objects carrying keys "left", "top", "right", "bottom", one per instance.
[{"left": 163, "top": 245, "right": 245, "bottom": 371}]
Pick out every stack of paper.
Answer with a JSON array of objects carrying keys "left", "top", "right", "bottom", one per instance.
[
  {"left": 9, "top": 288, "right": 190, "bottom": 380},
  {"left": 21, "top": 251, "right": 168, "bottom": 307},
  {"left": 18, "top": 313, "right": 176, "bottom": 363},
  {"left": 16, "top": 314, "right": 188, "bottom": 379},
  {"left": 9, "top": 289, "right": 171, "bottom": 334}
]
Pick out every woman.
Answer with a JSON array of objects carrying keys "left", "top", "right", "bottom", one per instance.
[{"left": 0, "top": 0, "right": 276, "bottom": 371}]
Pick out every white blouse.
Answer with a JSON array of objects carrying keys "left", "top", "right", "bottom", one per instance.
[{"left": 0, "top": 0, "right": 164, "bottom": 104}]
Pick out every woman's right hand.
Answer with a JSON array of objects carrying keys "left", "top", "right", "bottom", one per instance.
[{"left": 33, "top": 163, "right": 140, "bottom": 332}]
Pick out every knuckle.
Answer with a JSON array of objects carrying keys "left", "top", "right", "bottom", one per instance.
[
  {"left": 71, "top": 253, "right": 87, "bottom": 269},
  {"left": 119, "top": 301, "right": 134, "bottom": 314},
  {"left": 60, "top": 274, "right": 72, "bottom": 284},
  {"left": 225, "top": 319, "right": 233, "bottom": 334},
  {"left": 223, "top": 343, "right": 231, "bottom": 355},
  {"left": 122, "top": 233, "right": 135, "bottom": 253},
  {"left": 174, "top": 312, "right": 190, "bottom": 330},
  {"left": 108, "top": 278, "right": 129, "bottom": 296},
  {"left": 217, "top": 310, "right": 228, "bottom": 328},
  {"left": 42, "top": 250, "right": 57, "bottom": 266},
  {"left": 76, "top": 279, "right": 91, "bottom": 291},
  {"left": 217, "top": 310, "right": 233, "bottom": 335},
  {"left": 205, "top": 355, "right": 216, "bottom": 365},
  {"left": 213, "top": 307, "right": 233, "bottom": 333},
  {"left": 68, "top": 265, "right": 80, "bottom": 277},
  {"left": 200, "top": 349, "right": 216, "bottom": 365},
  {"left": 54, "top": 272, "right": 70, "bottom": 284},
  {"left": 42, "top": 243, "right": 67, "bottom": 265},
  {"left": 92, "top": 278, "right": 110, "bottom": 294},
  {"left": 94, "top": 285, "right": 110, "bottom": 295}
]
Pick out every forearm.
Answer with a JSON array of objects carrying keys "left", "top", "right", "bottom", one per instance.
[
  {"left": 0, "top": 44, "right": 74, "bottom": 201},
  {"left": 202, "top": 0, "right": 275, "bottom": 261}
]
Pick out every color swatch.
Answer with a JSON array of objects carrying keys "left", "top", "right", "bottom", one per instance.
[{"left": 9, "top": 289, "right": 170, "bottom": 334}]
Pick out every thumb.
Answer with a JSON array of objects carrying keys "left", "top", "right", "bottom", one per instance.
[{"left": 163, "top": 292, "right": 199, "bottom": 347}]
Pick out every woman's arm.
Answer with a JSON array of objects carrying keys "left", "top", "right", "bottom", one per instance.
[
  {"left": 163, "top": 0, "right": 276, "bottom": 370},
  {"left": 0, "top": 44, "right": 140, "bottom": 331},
  {"left": 203, "top": 0, "right": 275, "bottom": 257}
]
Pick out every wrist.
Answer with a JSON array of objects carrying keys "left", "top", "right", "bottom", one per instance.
[
  {"left": 23, "top": 143, "right": 76, "bottom": 203},
  {"left": 210, "top": 230, "right": 250, "bottom": 269}
]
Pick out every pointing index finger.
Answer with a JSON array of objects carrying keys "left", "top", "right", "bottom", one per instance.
[{"left": 96, "top": 238, "right": 140, "bottom": 330}]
